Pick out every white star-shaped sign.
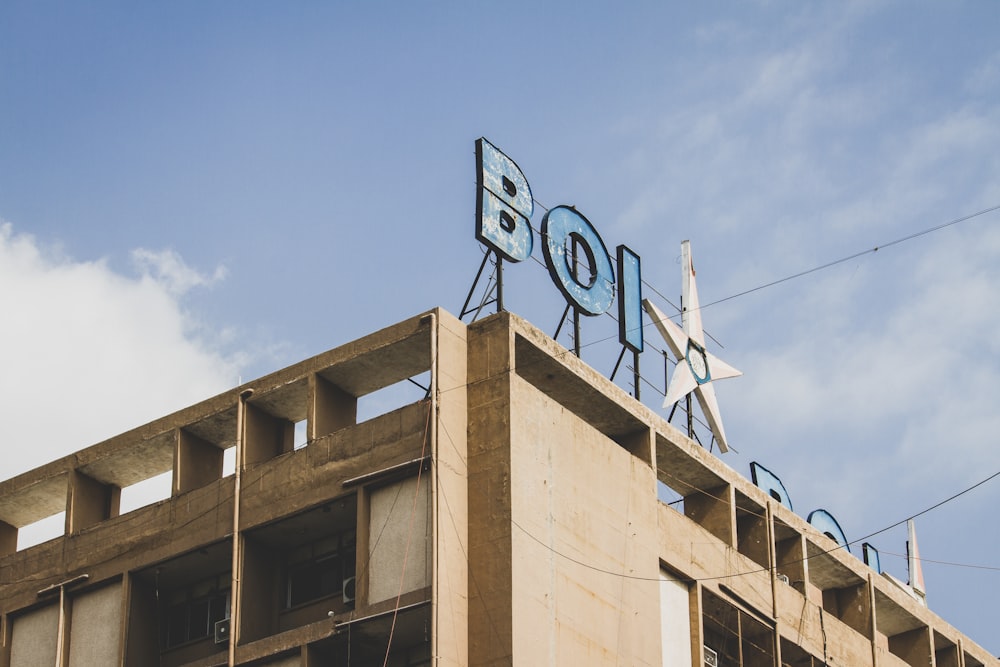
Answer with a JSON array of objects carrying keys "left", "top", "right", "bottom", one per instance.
[{"left": 643, "top": 240, "right": 741, "bottom": 452}]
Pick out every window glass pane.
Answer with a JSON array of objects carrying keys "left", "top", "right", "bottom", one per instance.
[
  {"left": 167, "top": 604, "right": 187, "bottom": 647},
  {"left": 284, "top": 528, "right": 357, "bottom": 608},
  {"left": 209, "top": 593, "right": 229, "bottom": 626},
  {"left": 187, "top": 599, "right": 210, "bottom": 640}
]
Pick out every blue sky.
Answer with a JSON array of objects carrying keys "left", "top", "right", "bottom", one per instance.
[{"left": 2, "top": 1, "right": 998, "bottom": 655}]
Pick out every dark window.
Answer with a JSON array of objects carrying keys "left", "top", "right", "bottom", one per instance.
[
  {"left": 285, "top": 529, "right": 356, "bottom": 608},
  {"left": 163, "top": 574, "right": 230, "bottom": 648}
]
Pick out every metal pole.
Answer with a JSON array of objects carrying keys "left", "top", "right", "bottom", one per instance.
[
  {"left": 459, "top": 250, "right": 492, "bottom": 319},
  {"left": 496, "top": 255, "right": 504, "bottom": 313},
  {"left": 571, "top": 235, "right": 581, "bottom": 357},
  {"left": 633, "top": 349, "right": 640, "bottom": 400},
  {"left": 229, "top": 388, "right": 254, "bottom": 667},
  {"left": 573, "top": 309, "right": 581, "bottom": 357},
  {"left": 686, "top": 394, "right": 693, "bottom": 440}
]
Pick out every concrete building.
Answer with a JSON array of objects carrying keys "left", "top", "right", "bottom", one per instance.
[{"left": 0, "top": 309, "right": 994, "bottom": 666}]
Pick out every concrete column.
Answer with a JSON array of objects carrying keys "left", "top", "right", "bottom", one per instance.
[
  {"left": 684, "top": 483, "right": 735, "bottom": 547},
  {"left": 737, "top": 510, "right": 770, "bottom": 569},
  {"left": 617, "top": 426, "right": 654, "bottom": 466},
  {"left": 238, "top": 537, "right": 277, "bottom": 643},
  {"left": 124, "top": 575, "right": 158, "bottom": 666},
  {"left": 776, "top": 533, "right": 808, "bottom": 596},
  {"left": 65, "top": 470, "right": 120, "bottom": 535},
  {"left": 690, "top": 584, "right": 705, "bottom": 667},
  {"left": 889, "top": 626, "right": 933, "bottom": 667},
  {"left": 310, "top": 375, "right": 357, "bottom": 440},
  {"left": 825, "top": 582, "right": 871, "bottom": 638},
  {"left": 428, "top": 310, "right": 469, "bottom": 667},
  {"left": 0, "top": 521, "right": 16, "bottom": 557},
  {"left": 934, "top": 634, "right": 961, "bottom": 667},
  {"left": 173, "top": 428, "right": 223, "bottom": 495},
  {"left": 244, "top": 404, "right": 293, "bottom": 467},
  {"left": 466, "top": 314, "right": 515, "bottom": 665}
]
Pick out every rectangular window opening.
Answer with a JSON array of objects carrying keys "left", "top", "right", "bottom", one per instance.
[
  {"left": 163, "top": 573, "right": 231, "bottom": 649},
  {"left": 657, "top": 479, "right": 684, "bottom": 514},
  {"left": 357, "top": 371, "right": 431, "bottom": 423},
  {"left": 293, "top": 419, "right": 308, "bottom": 450},
  {"left": 222, "top": 446, "right": 236, "bottom": 477},
  {"left": 285, "top": 529, "right": 357, "bottom": 609},
  {"left": 16, "top": 511, "right": 66, "bottom": 551},
  {"left": 119, "top": 470, "right": 172, "bottom": 514}
]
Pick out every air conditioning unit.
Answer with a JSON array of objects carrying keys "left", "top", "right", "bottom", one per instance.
[
  {"left": 704, "top": 645, "right": 719, "bottom": 667},
  {"left": 776, "top": 573, "right": 790, "bottom": 585},
  {"left": 213, "top": 618, "right": 230, "bottom": 645},
  {"left": 342, "top": 577, "right": 356, "bottom": 604}
]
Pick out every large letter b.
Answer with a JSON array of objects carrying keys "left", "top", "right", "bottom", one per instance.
[{"left": 476, "top": 138, "right": 533, "bottom": 262}]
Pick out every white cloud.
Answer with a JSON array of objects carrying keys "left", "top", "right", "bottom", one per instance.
[
  {"left": 131, "top": 247, "right": 227, "bottom": 296},
  {"left": 724, "top": 220, "right": 1000, "bottom": 519},
  {"left": 607, "top": 7, "right": 1000, "bottom": 563},
  {"left": 0, "top": 223, "right": 238, "bottom": 477}
]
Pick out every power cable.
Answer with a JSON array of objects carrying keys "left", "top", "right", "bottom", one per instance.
[
  {"left": 875, "top": 550, "right": 1000, "bottom": 573},
  {"left": 466, "top": 203, "right": 1000, "bottom": 352},
  {"left": 461, "top": 202, "right": 1000, "bottom": 462},
  {"left": 699, "top": 203, "right": 1000, "bottom": 311},
  {"left": 381, "top": 401, "right": 432, "bottom": 667},
  {"left": 504, "top": 468, "right": 1000, "bottom": 585}
]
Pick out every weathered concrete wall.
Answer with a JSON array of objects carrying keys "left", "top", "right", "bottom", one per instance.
[
  {"left": 9, "top": 604, "right": 58, "bottom": 667},
  {"left": 431, "top": 309, "right": 469, "bottom": 667},
  {"left": 368, "top": 474, "right": 431, "bottom": 604},
  {"left": 67, "top": 583, "right": 122, "bottom": 667},
  {"left": 0, "top": 308, "right": 996, "bottom": 667},
  {"left": 509, "top": 376, "right": 661, "bottom": 665},
  {"left": 467, "top": 313, "right": 515, "bottom": 665}
]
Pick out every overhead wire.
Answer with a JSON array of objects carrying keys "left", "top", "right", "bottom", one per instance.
[
  {"left": 18, "top": 198, "right": 994, "bottom": 589},
  {"left": 381, "top": 400, "right": 432, "bottom": 667},
  {"left": 474, "top": 200, "right": 1000, "bottom": 341},
  {"left": 461, "top": 202, "right": 1000, "bottom": 458},
  {"left": 700, "top": 203, "right": 1000, "bottom": 312},
  {"left": 431, "top": 385, "right": 1000, "bottom": 585},
  {"left": 499, "top": 466, "right": 1000, "bottom": 585},
  {"left": 8, "top": 203, "right": 999, "bottom": 650},
  {"left": 432, "top": 416, "right": 508, "bottom": 656},
  {"left": 874, "top": 551, "right": 1000, "bottom": 573}
]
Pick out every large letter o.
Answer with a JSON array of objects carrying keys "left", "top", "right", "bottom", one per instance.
[{"left": 541, "top": 206, "right": 614, "bottom": 316}]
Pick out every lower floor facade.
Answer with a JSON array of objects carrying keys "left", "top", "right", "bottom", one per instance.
[{"left": 0, "top": 310, "right": 993, "bottom": 666}]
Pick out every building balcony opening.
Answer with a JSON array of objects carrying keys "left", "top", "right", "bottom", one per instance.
[
  {"left": 702, "top": 588, "right": 776, "bottom": 667},
  {"left": 283, "top": 528, "right": 356, "bottom": 610},
  {"left": 127, "top": 540, "right": 232, "bottom": 667},
  {"left": 780, "top": 637, "right": 822, "bottom": 667},
  {"left": 241, "top": 493, "right": 358, "bottom": 641},
  {"left": 357, "top": 371, "right": 431, "bottom": 423},
  {"left": 162, "top": 573, "right": 230, "bottom": 649},
  {"left": 306, "top": 601, "right": 431, "bottom": 666}
]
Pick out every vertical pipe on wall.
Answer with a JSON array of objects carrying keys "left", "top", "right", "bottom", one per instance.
[
  {"left": 428, "top": 312, "right": 440, "bottom": 666},
  {"left": 229, "top": 388, "right": 253, "bottom": 667},
  {"left": 55, "top": 585, "right": 66, "bottom": 667}
]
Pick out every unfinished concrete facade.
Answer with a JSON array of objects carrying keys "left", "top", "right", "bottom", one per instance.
[{"left": 0, "top": 309, "right": 994, "bottom": 666}]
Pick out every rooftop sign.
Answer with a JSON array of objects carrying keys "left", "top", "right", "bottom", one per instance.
[
  {"left": 643, "top": 241, "right": 742, "bottom": 452},
  {"left": 472, "top": 137, "right": 737, "bottom": 451},
  {"left": 474, "top": 138, "right": 643, "bottom": 353}
]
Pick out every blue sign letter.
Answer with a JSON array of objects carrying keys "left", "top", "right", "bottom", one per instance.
[
  {"left": 476, "top": 138, "right": 533, "bottom": 262},
  {"left": 617, "top": 245, "right": 643, "bottom": 352},
  {"left": 541, "top": 206, "right": 614, "bottom": 316},
  {"left": 862, "top": 542, "right": 882, "bottom": 573},
  {"left": 807, "top": 509, "right": 850, "bottom": 553},
  {"left": 750, "top": 462, "right": 793, "bottom": 511}
]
